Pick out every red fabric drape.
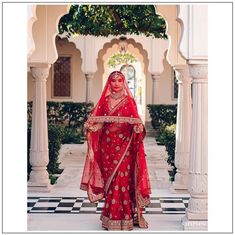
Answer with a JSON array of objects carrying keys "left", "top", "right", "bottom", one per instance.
[{"left": 80, "top": 71, "right": 151, "bottom": 229}]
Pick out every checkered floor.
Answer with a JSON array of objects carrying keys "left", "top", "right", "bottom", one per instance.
[{"left": 28, "top": 197, "right": 189, "bottom": 214}]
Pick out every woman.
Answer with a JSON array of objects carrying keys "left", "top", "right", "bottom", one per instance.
[{"left": 80, "top": 71, "right": 151, "bottom": 231}]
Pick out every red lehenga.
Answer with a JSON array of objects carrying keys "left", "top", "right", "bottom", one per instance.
[{"left": 80, "top": 71, "right": 151, "bottom": 231}]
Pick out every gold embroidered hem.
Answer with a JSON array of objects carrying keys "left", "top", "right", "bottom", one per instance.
[
  {"left": 100, "top": 215, "right": 134, "bottom": 231},
  {"left": 88, "top": 115, "right": 143, "bottom": 124},
  {"left": 137, "top": 193, "right": 151, "bottom": 207}
]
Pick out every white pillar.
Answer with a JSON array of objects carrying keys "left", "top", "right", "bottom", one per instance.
[
  {"left": 28, "top": 65, "right": 51, "bottom": 192},
  {"left": 173, "top": 65, "right": 192, "bottom": 190},
  {"left": 151, "top": 73, "right": 160, "bottom": 104},
  {"left": 182, "top": 64, "right": 208, "bottom": 230},
  {"left": 85, "top": 73, "right": 93, "bottom": 102}
]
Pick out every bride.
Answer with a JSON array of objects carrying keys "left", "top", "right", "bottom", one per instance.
[{"left": 80, "top": 71, "right": 151, "bottom": 231}]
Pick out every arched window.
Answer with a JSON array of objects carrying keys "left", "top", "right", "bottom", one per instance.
[{"left": 120, "top": 64, "right": 136, "bottom": 99}]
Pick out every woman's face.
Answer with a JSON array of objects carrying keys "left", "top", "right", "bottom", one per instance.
[{"left": 110, "top": 75, "right": 124, "bottom": 93}]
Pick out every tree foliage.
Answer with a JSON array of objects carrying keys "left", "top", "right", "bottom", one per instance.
[
  {"left": 58, "top": 5, "right": 167, "bottom": 39},
  {"left": 107, "top": 53, "right": 137, "bottom": 68}
]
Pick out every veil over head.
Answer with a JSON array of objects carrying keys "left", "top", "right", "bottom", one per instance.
[{"left": 89, "top": 70, "right": 137, "bottom": 118}]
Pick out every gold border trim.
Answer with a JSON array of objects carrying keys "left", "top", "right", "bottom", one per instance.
[
  {"left": 88, "top": 116, "right": 142, "bottom": 124},
  {"left": 100, "top": 215, "right": 133, "bottom": 231},
  {"left": 108, "top": 96, "right": 128, "bottom": 115}
]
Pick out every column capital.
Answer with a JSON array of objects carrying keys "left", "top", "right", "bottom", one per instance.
[
  {"left": 188, "top": 64, "right": 208, "bottom": 81},
  {"left": 85, "top": 73, "right": 94, "bottom": 81},
  {"left": 31, "top": 65, "right": 51, "bottom": 81},
  {"left": 151, "top": 73, "right": 161, "bottom": 81},
  {"left": 174, "top": 64, "right": 191, "bottom": 84}
]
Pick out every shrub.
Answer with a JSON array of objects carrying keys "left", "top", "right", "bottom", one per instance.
[
  {"left": 49, "top": 174, "right": 58, "bottom": 185},
  {"left": 57, "top": 102, "right": 93, "bottom": 131},
  {"left": 47, "top": 124, "right": 64, "bottom": 174},
  {"left": 27, "top": 102, "right": 33, "bottom": 124},
  {"left": 27, "top": 101, "right": 93, "bottom": 136},
  {"left": 158, "top": 124, "right": 177, "bottom": 181},
  {"left": 147, "top": 104, "right": 178, "bottom": 181},
  {"left": 62, "top": 127, "right": 81, "bottom": 144},
  {"left": 147, "top": 104, "right": 177, "bottom": 130}
]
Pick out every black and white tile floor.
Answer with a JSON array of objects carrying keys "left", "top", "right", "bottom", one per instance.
[{"left": 28, "top": 196, "right": 189, "bottom": 215}]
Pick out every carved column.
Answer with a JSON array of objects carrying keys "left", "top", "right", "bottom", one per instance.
[
  {"left": 151, "top": 73, "right": 160, "bottom": 104},
  {"left": 173, "top": 65, "right": 192, "bottom": 190},
  {"left": 182, "top": 64, "right": 208, "bottom": 230},
  {"left": 28, "top": 65, "right": 51, "bottom": 192},
  {"left": 85, "top": 73, "right": 93, "bottom": 102}
]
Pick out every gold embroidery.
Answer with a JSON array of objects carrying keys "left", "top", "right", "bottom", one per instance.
[
  {"left": 119, "top": 133, "right": 123, "bottom": 138},
  {"left": 108, "top": 96, "right": 128, "bottom": 115},
  {"left": 88, "top": 115, "right": 142, "bottom": 124},
  {"left": 104, "top": 133, "right": 134, "bottom": 193},
  {"left": 100, "top": 215, "right": 133, "bottom": 231},
  {"left": 115, "top": 146, "right": 120, "bottom": 151}
]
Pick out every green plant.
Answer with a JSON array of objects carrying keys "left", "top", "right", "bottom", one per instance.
[
  {"left": 58, "top": 102, "right": 93, "bottom": 131},
  {"left": 62, "top": 127, "right": 81, "bottom": 144},
  {"left": 158, "top": 124, "right": 177, "bottom": 181},
  {"left": 58, "top": 5, "right": 167, "bottom": 39},
  {"left": 107, "top": 53, "right": 137, "bottom": 68},
  {"left": 49, "top": 174, "right": 58, "bottom": 185},
  {"left": 27, "top": 102, "right": 33, "bottom": 124},
  {"left": 47, "top": 124, "right": 64, "bottom": 174},
  {"left": 147, "top": 104, "right": 177, "bottom": 130},
  {"left": 27, "top": 101, "right": 93, "bottom": 136},
  {"left": 47, "top": 102, "right": 65, "bottom": 125}
]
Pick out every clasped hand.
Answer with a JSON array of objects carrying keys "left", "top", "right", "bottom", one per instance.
[{"left": 86, "top": 122, "right": 103, "bottom": 132}]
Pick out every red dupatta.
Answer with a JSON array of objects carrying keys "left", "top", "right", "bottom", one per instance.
[{"left": 80, "top": 71, "right": 151, "bottom": 206}]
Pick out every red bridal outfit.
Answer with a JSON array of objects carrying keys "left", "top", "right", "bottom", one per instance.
[{"left": 80, "top": 71, "right": 151, "bottom": 231}]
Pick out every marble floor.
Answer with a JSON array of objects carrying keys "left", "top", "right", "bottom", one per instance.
[{"left": 28, "top": 213, "right": 186, "bottom": 231}]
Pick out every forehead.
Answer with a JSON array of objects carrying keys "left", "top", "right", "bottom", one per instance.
[{"left": 111, "top": 75, "right": 123, "bottom": 80}]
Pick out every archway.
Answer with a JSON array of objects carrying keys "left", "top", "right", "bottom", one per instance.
[{"left": 97, "top": 37, "right": 150, "bottom": 122}]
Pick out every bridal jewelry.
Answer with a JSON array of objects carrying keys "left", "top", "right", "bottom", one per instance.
[{"left": 110, "top": 90, "right": 124, "bottom": 100}]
